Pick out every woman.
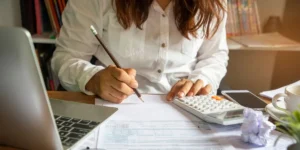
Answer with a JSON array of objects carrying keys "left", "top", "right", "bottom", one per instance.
[{"left": 52, "top": 0, "right": 229, "bottom": 103}]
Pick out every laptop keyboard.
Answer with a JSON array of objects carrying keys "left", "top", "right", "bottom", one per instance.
[{"left": 54, "top": 115, "right": 100, "bottom": 147}]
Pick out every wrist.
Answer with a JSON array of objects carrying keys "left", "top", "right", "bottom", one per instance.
[{"left": 85, "top": 71, "right": 101, "bottom": 94}]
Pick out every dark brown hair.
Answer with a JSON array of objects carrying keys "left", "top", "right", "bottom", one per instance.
[{"left": 114, "top": 0, "right": 226, "bottom": 39}]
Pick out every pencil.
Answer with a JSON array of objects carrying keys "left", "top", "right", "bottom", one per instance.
[{"left": 90, "top": 25, "right": 144, "bottom": 102}]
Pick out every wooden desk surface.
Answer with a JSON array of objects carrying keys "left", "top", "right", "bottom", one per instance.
[
  {"left": 47, "top": 91, "right": 271, "bottom": 104},
  {"left": 47, "top": 91, "right": 96, "bottom": 104}
]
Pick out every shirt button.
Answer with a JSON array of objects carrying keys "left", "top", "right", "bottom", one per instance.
[
  {"left": 162, "top": 14, "right": 166, "bottom": 17},
  {"left": 161, "top": 43, "right": 166, "bottom": 48},
  {"left": 157, "top": 69, "right": 162, "bottom": 73}
]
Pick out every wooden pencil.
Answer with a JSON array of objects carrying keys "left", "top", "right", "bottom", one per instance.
[{"left": 90, "top": 25, "right": 144, "bottom": 102}]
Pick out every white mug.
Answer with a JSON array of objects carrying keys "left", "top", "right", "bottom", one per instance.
[{"left": 272, "top": 85, "right": 300, "bottom": 114}]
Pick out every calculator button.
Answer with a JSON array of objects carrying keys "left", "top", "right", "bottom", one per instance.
[{"left": 178, "top": 99, "right": 185, "bottom": 102}]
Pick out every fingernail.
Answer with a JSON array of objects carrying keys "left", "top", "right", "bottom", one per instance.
[
  {"left": 130, "top": 74, "right": 135, "bottom": 78},
  {"left": 188, "top": 92, "right": 194, "bottom": 96},
  {"left": 166, "top": 94, "right": 172, "bottom": 101},
  {"left": 178, "top": 92, "right": 184, "bottom": 97},
  {"left": 132, "top": 81, "right": 138, "bottom": 88}
]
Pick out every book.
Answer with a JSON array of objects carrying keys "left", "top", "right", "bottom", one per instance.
[
  {"left": 226, "top": 0, "right": 261, "bottom": 37},
  {"left": 58, "top": 0, "right": 64, "bottom": 14},
  {"left": 34, "top": 0, "right": 43, "bottom": 34},
  {"left": 20, "top": 0, "right": 36, "bottom": 34},
  {"left": 240, "top": 0, "right": 250, "bottom": 34},
  {"left": 232, "top": 0, "right": 241, "bottom": 36},
  {"left": 230, "top": 32, "right": 300, "bottom": 48},
  {"left": 46, "top": 61, "right": 55, "bottom": 91},
  {"left": 248, "top": 0, "right": 258, "bottom": 34},
  {"left": 226, "top": 0, "right": 233, "bottom": 37},
  {"left": 253, "top": 0, "right": 261, "bottom": 33},
  {"left": 35, "top": 45, "right": 57, "bottom": 90},
  {"left": 54, "top": 0, "right": 62, "bottom": 26},
  {"left": 37, "top": 50, "right": 50, "bottom": 90},
  {"left": 40, "top": 0, "right": 52, "bottom": 32},
  {"left": 226, "top": 0, "right": 234, "bottom": 37},
  {"left": 48, "top": 0, "right": 60, "bottom": 33},
  {"left": 62, "top": 0, "right": 66, "bottom": 7},
  {"left": 260, "top": 80, "right": 300, "bottom": 99},
  {"left": 44, "top": 0, "right": 58, "bottom": 33}
]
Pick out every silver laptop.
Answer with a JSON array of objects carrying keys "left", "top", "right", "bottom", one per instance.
[{"left": 0, "top": 27, "right": 118, "bottom": 149}]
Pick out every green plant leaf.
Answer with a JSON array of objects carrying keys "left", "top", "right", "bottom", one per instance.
[{"left": 275, "top": 109, "right": 300, "bottom": 142}]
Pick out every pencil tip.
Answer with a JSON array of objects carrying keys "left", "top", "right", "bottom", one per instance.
[{"left": 139, "top": 97, "right": 144, "bottom": 103}]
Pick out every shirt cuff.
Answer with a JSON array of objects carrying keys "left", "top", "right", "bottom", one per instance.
[{"left": 78, "top": 66, "right": 105, "bottom": 95}]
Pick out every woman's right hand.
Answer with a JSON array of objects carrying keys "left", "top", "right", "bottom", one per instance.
[{"left": 85, "top": 65, "right": 138, "bottom": 103}]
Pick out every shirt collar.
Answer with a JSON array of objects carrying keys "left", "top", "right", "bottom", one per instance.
[{"left": 152, "top": 0, "right": 173, "bottom": 15}]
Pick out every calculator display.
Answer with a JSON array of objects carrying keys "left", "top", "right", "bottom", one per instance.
[{"left": 224, "top": 110, "right": 244, "bottom": 119}]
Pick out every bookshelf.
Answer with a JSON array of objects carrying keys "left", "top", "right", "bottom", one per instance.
[
  {"left": 227, "top": 39, "right": 300, "bottom": 51},
  {"left": 32, "top": 36, "right": 56, "bottom": 44},
  {"left": 31, "top": 37, "right": 300, "bottom": 51},
  {"left": 27, "top": 0, "right": 300, "bottom": 51}
]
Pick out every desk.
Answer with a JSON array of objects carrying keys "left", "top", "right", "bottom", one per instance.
[
  {"left": 48, "top": 91, "right": 271, "bottom": 104},
  {"left": 47, "top": 91, "right": 95, "bottom": 104},
  {"left": 1, "top": 91, "right": 272, "bottom": 150}
]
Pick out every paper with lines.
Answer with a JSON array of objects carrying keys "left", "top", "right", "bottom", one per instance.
[
  {"left": 95, "top": 95, "right": 234, "bottom": 150},
  {"left": 95, "top": 94, "right": 293, "bottom": 150},
  {"left": 97, "top": 120, "right": 234, "bottom": 150}
]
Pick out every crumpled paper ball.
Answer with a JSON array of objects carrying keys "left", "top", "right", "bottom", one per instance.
[{"left": 241, "top": 108, "right": 276, "bottom": 146}]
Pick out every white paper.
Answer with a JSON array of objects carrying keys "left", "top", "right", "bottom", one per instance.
[
  {"left": 95, "top": 95, "right": 235, "bottom": 149},
  {"left": 259, "top": 80, "right": 300, "bottom": 99},
  {"left": 211, "top": 125, "right": 295, "bottom": 150},
  {"left": 94, "top": 94, "right": 294, "bottom": 150},
  {"left": 240, "top": 108, "right": 276, "bottom": 146},
  {"left": 96, "top": 94, "right": 202, "bottom": 121},
  {"left": 97, "top": 120, "right": 234, "bottom": 150}
]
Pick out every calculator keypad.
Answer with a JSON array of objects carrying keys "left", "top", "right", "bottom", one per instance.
[{"left": 176, "top": 94, "right": 243, "bottom": 114}]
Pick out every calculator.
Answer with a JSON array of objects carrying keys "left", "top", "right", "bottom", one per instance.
[{"left": 173, "top": 94, "right": 245, "bottom": 125}]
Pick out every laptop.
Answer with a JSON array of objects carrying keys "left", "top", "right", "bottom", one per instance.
[{"left": 0, "top": 27, "right": 118, "bottom": 149}]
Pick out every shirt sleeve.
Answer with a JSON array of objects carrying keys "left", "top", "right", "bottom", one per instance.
[
  {"left": 51, "top": 0, "right": 105, "bottom": 95},
  {"left": 188, "top": 10, "right": 229, "bottom": 91}
]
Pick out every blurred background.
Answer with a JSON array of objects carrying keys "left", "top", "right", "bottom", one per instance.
[{"left": 0, "top": 0, "right": 299, "bottom": 94}]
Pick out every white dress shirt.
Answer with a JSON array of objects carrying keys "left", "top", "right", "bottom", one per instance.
[{"left": 52, "top": 0, "right": 229, "bottom": 95}]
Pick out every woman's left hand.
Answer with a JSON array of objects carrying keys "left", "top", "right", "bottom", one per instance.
[{"left": 167, "top": 79, "right": 212, "bottom": 101}]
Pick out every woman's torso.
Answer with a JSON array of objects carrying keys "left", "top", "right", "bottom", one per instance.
[{"left": 95, "top": 0, "right": 205, "bottom": 94}]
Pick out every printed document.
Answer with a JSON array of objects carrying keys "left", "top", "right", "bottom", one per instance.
[{"left": 95, "top": 95, "right": 294, "bottom": 150}]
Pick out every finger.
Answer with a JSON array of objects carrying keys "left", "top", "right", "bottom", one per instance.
[
  {"left": 111, "top": 67, "right": 138, "bottom": 89},
  {"left": 166, "top": 79, "right": 186, "bottom": 101},
  {"left": 177, "top": 80, "right": 193, "bottom": 98},
  {"left": 199, "top": 84, "right": 212, "bottom": 95},
  {"left": 102, "top": 92, "right": 124, "bottom": 104},
  {"left": 110, "top": 78, "right": 134, "bottom": 95},
  {"left": 187, "top": 79, "right": 203, "bottom": 96},
  {"left": 109, "top": 86, "right": 127, "bottom": 100},
  {"left": 123, "top": 68, "right": 136, "bottom": 78}
]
